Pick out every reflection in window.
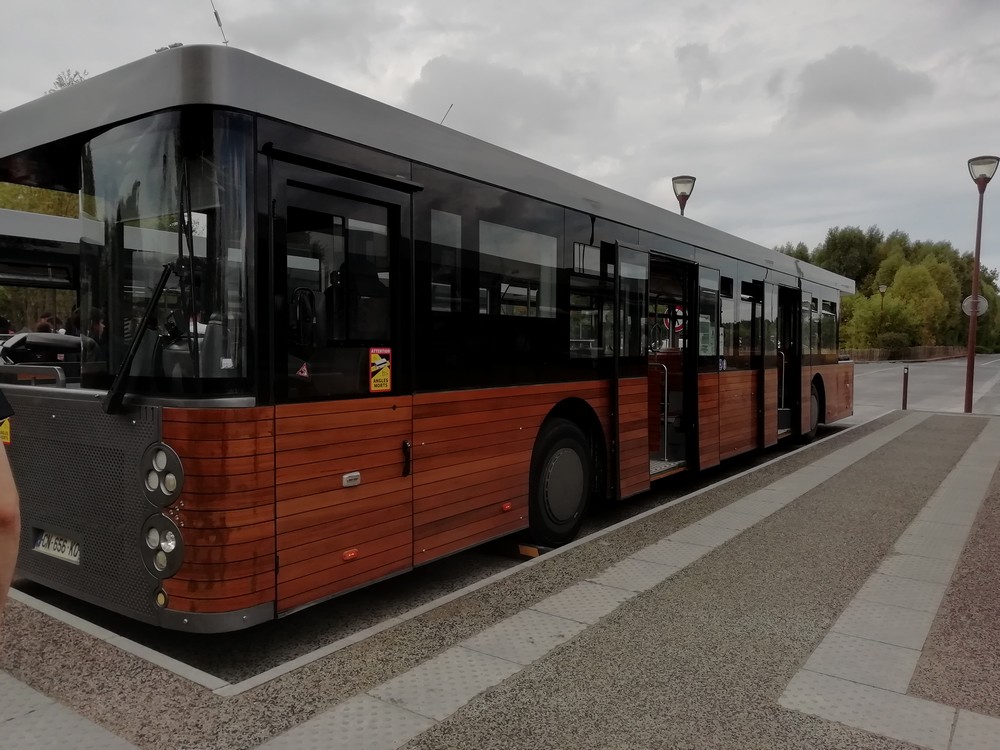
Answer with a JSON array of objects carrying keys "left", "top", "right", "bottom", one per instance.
[
  {"left": 479, "top": 220, "right": 557, "bottom": 318},
  {"left": 821, "top": 300, "right": 837, "bottom": 355},
  {"left": 698, "top": 268, "right": 720, "bottom": 370},
  {"left": 430, "top": 209, "right": 461, "bottom": 312}
]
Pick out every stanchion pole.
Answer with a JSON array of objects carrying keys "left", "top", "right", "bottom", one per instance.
[{"left": 902, "top": 366, "right": 909, "bottom": 410}]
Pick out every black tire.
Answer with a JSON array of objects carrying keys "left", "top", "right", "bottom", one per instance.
[
  {"left": 529, "top": 418, "right": 591, "bottom": 546},
  {"left": 802, "top": 383, "right": 820, "bottom": 443}
]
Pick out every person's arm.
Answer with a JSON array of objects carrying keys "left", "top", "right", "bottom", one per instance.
[{"left": 0, "top": 441, "right": 19, "bottom": 613}]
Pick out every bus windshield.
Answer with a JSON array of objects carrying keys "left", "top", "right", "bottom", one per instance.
[
  {"left": 0, "top": 109, "right": 252, "bottom": 396},
  {"left": 78, "top": 110, "right": 251, "bottom": 395}
]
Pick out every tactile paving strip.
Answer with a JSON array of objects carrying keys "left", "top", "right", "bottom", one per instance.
[
  {"left": 369, "top": 646, "right": 521, "bottom": 721},
  {"left": 667, "top": 522, "right": 741, "bottom": 548},
  {"left": 856, "top": 573, "right": 947, "bottom": 613},
  {"left": 0, "top": 702, "right": 138, "bottom": 750},
  {"left": 876, "top": 554, "right": 957, "bottom": 585},
  {"left": 258, "top": 694, "right": 434, "bottom": 750},
  {"left": 780, "top": 670, "right": 954, "bottom": 750},
  {"left": 803, "top": 632, "right": 920, "bottom": 693},
  {"left": 530, "top": 581, "right": 635, "bottom": 625},
  {"left": 630, "top": 539, "right": 710, "bottom": 568},
  {"left": 951, "top": 710, "right": 1000, "bottom": 750},
  {"left": 460, "top": 609, "right": 586, "bottom": 665},
  {"left": 588, "top": 558, "right": 679, "bottom": 592},
  {"left": 831, "top": 598, "right": 935, "bottom": 651},
  {"left": 0, "top": 671, "right": 52, "bottom": 722}
]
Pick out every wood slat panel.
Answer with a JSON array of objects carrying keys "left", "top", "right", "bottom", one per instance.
[
  {"left": 275, "top": 396, "right": 413, "bottom": 612},
  {"left": 698, "top": 372, "right": 720, "bottom": 470},
  {"left": 618, "top": 377, "right": 648, "bottom": 498},
  {"left": 163, "top": 406, "right": 276, "bottom": 615},
  {"left": 278, "top": 556, "right": 411, "bottom": 613},
  {"left": 414, "top": 516, "right": 526, "bottom": 565},
  {"left": 814, "top": 362, "right": 854, "bottom": 423}
]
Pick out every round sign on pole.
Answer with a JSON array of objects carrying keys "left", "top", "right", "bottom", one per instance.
[{"left": 962, "top": 295, "right": 989, "bottom": 317}]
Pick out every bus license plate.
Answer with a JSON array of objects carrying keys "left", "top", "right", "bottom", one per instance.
[{"left": 33, "top": 530, "right": 80, "bottom": 564}]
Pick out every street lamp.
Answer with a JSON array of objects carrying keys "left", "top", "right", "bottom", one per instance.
[
  {"left": 672, "top": 175, "right": 696, "bottom": 217},
  {"left": 964, "top": 155, "right": 999, "bottom": 413}
]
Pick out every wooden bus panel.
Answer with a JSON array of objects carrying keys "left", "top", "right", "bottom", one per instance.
[
  {"left": 274, "top": 396, "right": 413, "bottom": 614},
  {"left": 801, "top": 366, "right": 813, "bottom": 434},
  {"left": 698, "top": 372, "right": 720, "bottom": 469},
  {"left": 719, "top": 370, "right": 758, "bottom": 460},
  {"left": 161, "top": 407, "right": 276, "bottom": 611},
  {"left": 816, "top": 362, "right": 854, "bottom": 423},
  {"left": 618, "top": 377, "right": 649, "bottom": 498}
]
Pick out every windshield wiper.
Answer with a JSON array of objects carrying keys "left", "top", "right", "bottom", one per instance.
[{"left": 101, "top": 262, "right": 174, "bottom": 414}]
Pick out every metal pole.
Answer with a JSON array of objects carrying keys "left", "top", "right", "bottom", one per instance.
[
  {"left": 902, "top": 366, "right": 909, "bottom": 410},
  {"left": 964, "top": 182, "right": 987, "bottom": 413}
]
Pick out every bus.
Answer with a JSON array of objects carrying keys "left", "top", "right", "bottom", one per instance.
[{"left": 0, "top": 46, "right": 854, "bottom": 632}]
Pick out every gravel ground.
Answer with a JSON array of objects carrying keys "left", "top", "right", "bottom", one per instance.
[
  {"left": 400, "top": 414, "right": 985, "bottom": 750},
  {"left": 909, "top": 448, "right": 1000, "bottom": 715},
  {"left": 3, "top": 410, "right": 962, "bottom": 750}
]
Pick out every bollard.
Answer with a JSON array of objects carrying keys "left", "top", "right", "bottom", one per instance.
[{"left": 902, "top": 366, "right": 909, "bottom": 410}]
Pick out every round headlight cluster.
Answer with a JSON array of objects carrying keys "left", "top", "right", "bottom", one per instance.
[
  {"left": 140, "top": 443, "right": 184, "bottom": 507},
  {"left": 141, "top": 514, "right": 184, "bottom": 578}
]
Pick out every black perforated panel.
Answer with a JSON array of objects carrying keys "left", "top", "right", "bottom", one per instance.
[{"left": 6, "top": 388, "right": 162, "bottom": 623}]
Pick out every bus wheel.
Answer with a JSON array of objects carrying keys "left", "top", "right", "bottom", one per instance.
[
  {"left": 802, "top": 383, "right": 820, "bottom": 443},
  {"left": 529, "top": 418, "right": 591, "bottom": 546}
]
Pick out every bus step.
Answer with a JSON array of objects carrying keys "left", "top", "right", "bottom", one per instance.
[{"left": 778, "top": 407, "right": 792, "bottom": 431}]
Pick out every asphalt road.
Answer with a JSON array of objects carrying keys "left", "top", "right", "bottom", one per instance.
[{"left": 850, "top": 354, "right": 1000, "bottom": 421}]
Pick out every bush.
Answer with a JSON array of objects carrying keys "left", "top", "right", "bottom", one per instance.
[
  {"left": 976, "top": 346, "right": 991, "bottom": 354},
  {"left": 877, "top": 331, "right": 911, "bottom": 359}
]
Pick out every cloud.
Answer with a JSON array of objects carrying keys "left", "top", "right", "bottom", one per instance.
[
  {"left": 788, "top": 46, "right": 933, "bottom": 122},
  {"left": 765, "top": 70, "right": 784, "bottom": 99},
  {"left": 675, "top": 43, "right": 719, "bottom": 101},
  {"left": 402, "top": 55, "right": 604, "bottom": 151}
]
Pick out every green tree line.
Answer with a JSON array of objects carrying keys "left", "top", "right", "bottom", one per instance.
[{"left": 776, "top": 226, "right": 1000, "bottom": 353}]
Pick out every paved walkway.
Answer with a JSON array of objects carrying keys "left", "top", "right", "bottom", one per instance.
[{"left": 3, "top": 410, "right": 1000, "bottom": 749}]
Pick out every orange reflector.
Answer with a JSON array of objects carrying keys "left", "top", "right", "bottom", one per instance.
[
  {"left": 342, "top": 548, "right": 359, "bottom": 561},
  {"left": 501, "top": 501, "right": 513, "bottom": 512}
]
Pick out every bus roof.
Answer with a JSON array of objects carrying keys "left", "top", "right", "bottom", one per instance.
[{"left": 0, "top": 45, "right": 854, "bottom": 294}]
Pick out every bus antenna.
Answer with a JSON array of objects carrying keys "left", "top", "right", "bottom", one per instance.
[
  {"left": 439, "top": 103, "right": 454, "bottom": 125},
  {"left": 210, "top": 0, "right": 230, "bottom": 46}
]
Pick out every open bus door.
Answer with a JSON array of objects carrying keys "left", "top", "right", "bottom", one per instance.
[
  {"left": 776, "top": 285, "right": 802, "bottom": 436},
  {"left": 647, "top": 254, "right": 694, "bottom": 478}
]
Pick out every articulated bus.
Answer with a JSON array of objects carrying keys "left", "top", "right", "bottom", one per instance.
[{"left": 0, "top": 46, "right": 853, "bottom": 632}]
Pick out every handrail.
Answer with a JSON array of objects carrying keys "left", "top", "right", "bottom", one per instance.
[
  {"left": 650, "top": 363, "right": 669, "bottom": 462},
  {"left": 777, "top": 351, "right": 786, "bottom": 409},
  {"left": 0, "top": 364, "right": 67, "bottom": 388}
]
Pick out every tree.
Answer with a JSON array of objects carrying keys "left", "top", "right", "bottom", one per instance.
[
  {"left": 775, "top": 241, "right": 810, "bottom": 262},
  {"left": 842, "top": 294, "right": 921, "bottom": 348},
  {"left": 891, "top": 264, "right": 946, "bottom": 344},
  {"left": 811, "top": 225, "right": 884, "bottom": 293},
  {"left": 46, "top": 69, "right": 88, "bottom": 94}
]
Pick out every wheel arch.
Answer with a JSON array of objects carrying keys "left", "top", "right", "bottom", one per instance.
[{"left": 812, "top": 373, "right": 827, "bottom": 425}]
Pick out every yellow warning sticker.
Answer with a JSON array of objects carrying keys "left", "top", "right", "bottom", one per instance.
[
  {"left": 0, "top": 419, "right": 10, "bottom": 446},
  {"left": 369, "top": 347, "right": 392, "bottom": 393}
]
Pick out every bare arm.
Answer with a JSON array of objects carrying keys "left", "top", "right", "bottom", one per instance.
[{"left": 0, "top": 442, "right": 20, "bottom": 614}]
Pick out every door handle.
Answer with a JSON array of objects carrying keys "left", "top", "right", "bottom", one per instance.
[{"left": 401, "top": 440, "right": 412, "bottom": 477}]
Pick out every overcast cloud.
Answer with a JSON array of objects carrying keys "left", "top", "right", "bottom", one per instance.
[{"left": 2, "top": 0, "right": 1000, "bottom": 272}]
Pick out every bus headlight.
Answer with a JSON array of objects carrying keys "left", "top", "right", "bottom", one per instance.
[
  {"left": 141, "top": 515, "right": 184, "bottom": 578},
  {"left": 140, "top": 443, "right": 184, "bottom": 507}
]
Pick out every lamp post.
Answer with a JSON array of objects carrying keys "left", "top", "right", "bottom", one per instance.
[
  {"left": 877, "top": 283, "right": 888, "bottom": 340},
  {"left": 964, "top": 155, "right": 999, "bottom": 413},
  {"left": 672, "top": 175, "right": 696, "bottom": 217}
]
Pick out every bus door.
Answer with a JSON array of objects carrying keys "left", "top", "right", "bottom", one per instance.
[
  {"left": 269, "top": 157, "right": 418, "bottom": 614},
  {"left": 776, "top": 285, "right": 801, "bottom": 435},
  {"left": 647, "top": 254, "right": 693, "bottom": 477}
]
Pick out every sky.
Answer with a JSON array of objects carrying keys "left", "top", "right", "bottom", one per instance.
[{"left": 3, "top": 0, "right": 1000, "bottom": 274}]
